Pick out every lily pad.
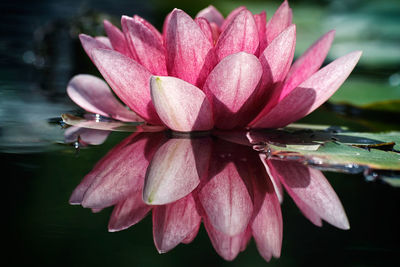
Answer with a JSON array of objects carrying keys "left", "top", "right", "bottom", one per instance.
[{"left": 249, "top": 128, "right": 400, "bottom": 171}]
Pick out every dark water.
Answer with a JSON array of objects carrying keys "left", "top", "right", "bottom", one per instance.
[{"left": 2, "top": 0, "right": 399, "bottom": 266}]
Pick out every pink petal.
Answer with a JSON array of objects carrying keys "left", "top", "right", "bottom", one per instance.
[
  {"left": 133, "top": 15, "right": 163, "bottom": 43},
  {"left": 67, "top": 74, "right": 143, "bottom": 122},
  {"left": 265, "top": 0, "right": 293, "bottom": 44},
  {"left": 203, "top": 216, "right": 247, "bottom": 261},
  {"left": 150, "top": 76, "right": 214, "bottom": 132},
  {"left": 108, "top": 190, "right": 152, "bottom": 232},
  {"left": 258, "top": 154, "right": 284, "bottom": 203},
  {"left": 122, "top": 16, "right": 167, "bottom": 75},
  {"left": 199, "top": 161, "right": 253, "bottom": 236},
  {"left": 143, "top": 137, "right": 212, "bottom": 205},
  {"left": 195, "top": 17, "right": 214, "bottom": 45},
  {"left": 220, "top": 6, "right": 246, "bottom": 31},
  {"left": 282, "top": 30, "right": 335, "bottom": 98},
  {"left": 94, "top": 36, "right": 112, "bottom": 48},
  {"left": 249, "top": 51, "right": 362, "bottom": 128},
  {"left": 64, "top": 126, "right": 110, "bottom": 146},
  {"left": 196, "top": 5, "right": 225, "bottom": 27},
  {"left": 254, "top": 11, "right": 267, "bottom": 53},
  {"left": 165, "top": 9, "right": 213, "bottom": 86},
  {"left": 153, "top": 194, "right": 201, "bottom": 253},
  {"left": 259, "top": 24, "right": 296, "bottom": 90},
  {"left": 215, "top": 10, "right": 259, "bottom": 61},
  {"left": 79, "top": 133, "right": 162, "bottom": 209},
  {"left": 250, "top": 161, "right": 283, "bottom": 262},
  {"left": 91, "top": 48, "right": 162, "bottom": 124},
  {"left": 268, "top": 160, "right": 350, "bottom": 229},
  {"left": 162, "top": 11, "right": 172, "bottom": 43},
  {"left": 181, "top": 222, "right": 201, "bottom": 244},
  {"left": 103, "top": 20, "right": 134, "bottom": 58},
  {"left": 203, "top": 52, "right": 262, "bottom": 129},
  {"left": 68, "top": 132, "right": 136, "bottom": 205},
  {"left": 79, "top": 34, "right": 111, "bottom": 61}
]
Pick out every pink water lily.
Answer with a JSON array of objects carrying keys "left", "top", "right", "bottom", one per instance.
[
  {"left": 67, "top": 1, "right": 361, "bottom": 132},
  {"left": 70, "top": 132, "right": 349, "bottom": 262}
]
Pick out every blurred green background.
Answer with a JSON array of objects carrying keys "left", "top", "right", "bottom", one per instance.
[{"left": 1, "top": 0, "right": 399, "bottom": 266}]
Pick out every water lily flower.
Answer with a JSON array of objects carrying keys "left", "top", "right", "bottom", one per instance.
[
  {"left": 67, "top": 0, "right": 362, "bottom": 132},
  {"left": 70, "top": 132, "right": 349, "bottom": 262}
]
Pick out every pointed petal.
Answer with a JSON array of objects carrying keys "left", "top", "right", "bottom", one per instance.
[
  {"left": 133, "top": 15, "right": 163, "bottom": 43},
  {"left": 251, "top": 162, "right": 283, "bottom": 262},
  {"left": 143, "top": 137, "right": 212, "bottom": 205},
  {"left": 64, "top": 126, "right": 110, "bottom": 146},
  {"left": 203, "top": 216, "right": 246, "bottom": 261},
  {"left": 103, "top": 20, "right": 134, "bottom": 58},
  {"left": 150, "top": 76, "right": 214, "bottom": 131},
  {"left": 254, "top": 11, "right": 267, "bottom": 53},
  {"left": 67, "top": 74, "right": 143, "bottom": 122},
  {"left": 268, "top": 160, "right": 350, "bottom": 229},
  {"left": 122, "top": 16, "right": 167, "bottom": 75},
  {"left": 215, "top": 10, "right": 259, "bottom": 61},
  {"left": 220, "top": 6, "right": 246, "bottom": 31},
  {"left": 181, "top": 221, "right": 201, "bottom": 244},
  {"left": 165, "top": 9, "right": 213, "bottom": 86},
  {"left": 162, "top": 11, "right": 172, "bottom": 43},
  {"left": 265, "top": 0, "right": 293, "bottom": 44},
  {"left": 259, "top": 25, "right": 296, "bottom": 90},
  {"left": 91, "top": 48, "right": 162, "bottom": 124},
  {"left": 94, "top": 36, "right": 112, "bottom": 48},
  {"left": 199, "top": 162, "right": 253, "bottom": 236},
  {"left": 195, "top": 17, "right": 214, "bottom": 44},
  {"left": 153, "top": 194, "right": 201, "bottom": 253},
  {"left": 204, "top": 52, "right": 262, "bottom": 129},
  {"left": 196, "top": 5, "right": 225, "bottom": 27},
  {"left": 250, "top": 51, "right": 362, "bottom": 128},
  {"left": 258, "top": 154, "right": 284, "bottom": 203},
  {"left": 80, "top": 133, "right": 162, "bottom": 209},
  {"left": 79, "top": 34, "right": 111, "bottom": 61},
  {"left": 108, "top": 190, "right": 152, "bottom": 232},
  {"left": 283, "top": 30, "right": 336, "bottom": 97}
]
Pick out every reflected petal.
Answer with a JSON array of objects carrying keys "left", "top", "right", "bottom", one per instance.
[
  {"left": 108, "top": 190, "right": 151, "bottom": 232},
  {"left": 64, "top": 126, "right": 110, "bottom": 146},
  {"left": 71, "top": 133, "right": 163, "bottom": 209},
  {"left": 203, "top": 216, "right": 247, "bottom": 261},
  {"left": 143, "top": 137, "right": 212, "bottom": 205},
  {"left": 267, "top": 160, "right": 350, "bottom": 229},
  {"left": 199, "top": 161, "right": 253, "bottom": 236},
  {"left": 153, "top": 194, "right": 201, "bottom": 253}
]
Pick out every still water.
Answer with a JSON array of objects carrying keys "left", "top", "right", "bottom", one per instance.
[{"left": 2, "top": 0, "right": 399, "bottom": 266}]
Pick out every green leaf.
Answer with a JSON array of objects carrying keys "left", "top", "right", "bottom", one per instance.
[{"left": 250, "top": 128, "right": 400, "bottom": 171}]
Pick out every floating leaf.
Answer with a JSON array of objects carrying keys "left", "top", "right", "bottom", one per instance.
[{"left": 249, "top": 129, "right": 400, "bottom": 171}]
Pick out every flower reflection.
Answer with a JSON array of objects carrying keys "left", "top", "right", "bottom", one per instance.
[{"left": 70, "top": 132, "right": 348, "bottom": 262}]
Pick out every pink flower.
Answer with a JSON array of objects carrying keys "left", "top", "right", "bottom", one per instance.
[
  {"left": 67, "top": 1, "right": 362, "bottom": 132},
  {"left": 70, "top": 132, "right": 349, "bottom": 262}
]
